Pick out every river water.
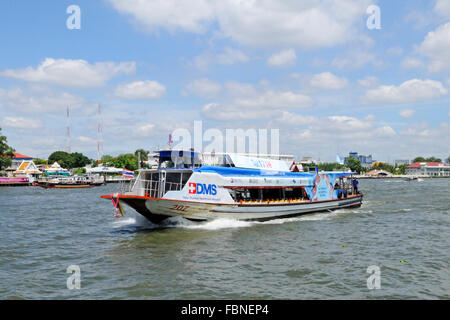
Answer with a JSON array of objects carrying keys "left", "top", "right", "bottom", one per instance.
[{"left": 0, "top": 178, "right": 449, "bottom": 299}]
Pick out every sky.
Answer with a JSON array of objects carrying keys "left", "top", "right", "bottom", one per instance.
[{"left": 0, "top": 0, "right": 449, "bottom": 162}]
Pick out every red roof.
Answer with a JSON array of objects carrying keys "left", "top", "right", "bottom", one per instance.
[
  {"left": 406, "top": 162, "right": 449, "bottom": 168},
  {"left": 12, "top": 152, "right": 33, "bottom": 159}
]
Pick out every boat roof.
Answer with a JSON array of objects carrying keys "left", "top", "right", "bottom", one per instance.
[{"left": 195, "top": 166, "right": 355, "bottom": 178}]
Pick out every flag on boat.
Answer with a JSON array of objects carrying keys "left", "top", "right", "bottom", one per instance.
[{"left": 122, "top": 169, "right": 134, "bottom": 178}]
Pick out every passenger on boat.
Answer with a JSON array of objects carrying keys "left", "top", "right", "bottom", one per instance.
[{"left": 352, "top": 178, "right": 359, "bottom": 194}]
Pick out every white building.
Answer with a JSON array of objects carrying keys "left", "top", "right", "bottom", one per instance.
[{"left": 405, "top": 162, "right": 450, "bottom": 176}]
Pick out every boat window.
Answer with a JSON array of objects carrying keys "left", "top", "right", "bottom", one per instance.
[
  {"left": 229, "top": 187, "right": 309, "bottom": 203},
  {"left": 284, "top": 187, "right": 307, "bottom": 200},
  {"left": 160, "top": 160, "right": 174, "bottom": 168}
]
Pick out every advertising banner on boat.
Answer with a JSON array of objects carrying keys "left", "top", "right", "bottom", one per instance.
[
  {"left": 311, "top": 174, "right": 333, "bottom": 201},
  {"left": 228, "top": 154, "right": 290, "bottom": 172}
]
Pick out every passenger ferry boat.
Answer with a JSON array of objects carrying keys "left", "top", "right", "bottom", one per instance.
[
  {"left": 37, "top": 175, "right": 104, "bottom": 189},
  {"left": 102, "top": 150, "right": 362, "bottom": 222}
]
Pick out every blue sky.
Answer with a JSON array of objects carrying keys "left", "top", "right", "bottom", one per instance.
[{"left": 0, "top": 0, "right": 449, "bottom": 162}]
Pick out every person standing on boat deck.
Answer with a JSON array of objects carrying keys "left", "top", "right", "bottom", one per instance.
[{"left": 352, "top": 178, "right": 359, "bottom": 194}]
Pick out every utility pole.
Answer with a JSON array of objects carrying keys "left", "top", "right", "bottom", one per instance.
[
  {"left": 66, "top": 106, "right": 71, "bottom": 153},
  {"left": 97, "top": 104, "right": 104, "bottom": 163}
]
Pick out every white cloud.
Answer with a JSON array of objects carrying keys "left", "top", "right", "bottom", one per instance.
[
  {"left": 0, "top": 88, "right": 84, "bottom": 114},
  {"left": 77, "top": 136, "right": 96, "bottom": 144},
  {"left": 327, "top": 115, "right": 372, "bottom": 131},
  {"left": 364, "top": 79, "right": 448, "bottom": 104},
  {"left": 387, "top": 47, "right": 403, "bottom": 55},
  {"left": 114, "top": 81, "right": 166, "bottom": 99},
  {"left": 269, "top": 111, "right": 317, "bottom": 127},
  {"left": 358, "top": 76, "right": 378, "bottom": 88},
  {"left": 0, "top": 58, "right": 135, "bottom": 88},
  {"left": 234, "top": 90, "right": 314, "bottom": 109},
  {"left": 418, "top": 22, "right": 450, "bottom": 72},
  {"left": 401, "top": 57, "right": 424, "bottom": 69},
  {"left": 309, "top": 72, "right": 348, "bottom": 91},
  {"left": 216, "top": 47, "right": 249, "bottom": 65},
  {"left": 201, "top": 102, "right": 275, "bottom": 121},
  {"left": 136, "top": 124, "right": 156, "bottom": 137},
  {"left": 399, "top": 109, "right": 416, "bottom": 119},
  {"left": 185, "top": 79, "right": 221, "bottom": 98},
  {"left": 108, "top": 0, "right": 372, "bottom": 49},
  {"left": 373, "top": 125, "right": 396, "bottom": 137},
  {"left": 192, "top": 47, "right": 249, "bottom": 70},
  {"left": 267, "top": 49, "right": 297, "bottom": 67},
  {"left": 1, "top": 117, "right": 43, "bottom": 129},
  {"left": 332, "top": 51, "right": 377, "bottom": 70},
  {"left": 224, "top": 82, "right": 258, "bottom": 97},
  {"left": 434, "top": 0, "right": 450, "bottom": 19},
  {"left": 201, "top": 85, "right": 314, "bottom": 121}
]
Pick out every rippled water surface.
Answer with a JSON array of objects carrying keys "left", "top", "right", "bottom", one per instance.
[{"left": 1, "top": 179, "right": 449, "bottom": 299}]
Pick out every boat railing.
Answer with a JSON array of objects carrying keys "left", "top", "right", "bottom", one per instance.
[{"left": 118, "top": 178, "right": 184, "bottom": 198}]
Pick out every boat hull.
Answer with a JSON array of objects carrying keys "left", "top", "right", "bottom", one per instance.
[
  {"left": 37, "top": 182, "right": 104, "bottom": 189},
  {"left": 106, "top": 194, "right": 363, "bottom": 223}
]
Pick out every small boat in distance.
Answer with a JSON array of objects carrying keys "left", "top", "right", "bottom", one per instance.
[
  {"left": 102, "top": 150, "right": 362, "bottom": 223},
  {"left": 37, "top": 175, "right": 104, "bottom": 189}
]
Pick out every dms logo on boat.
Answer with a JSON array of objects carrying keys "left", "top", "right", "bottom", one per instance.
[{"left": 188, "top": 183, "right": 217, "bottom": 195}]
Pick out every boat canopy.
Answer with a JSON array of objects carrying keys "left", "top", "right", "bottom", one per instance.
[
  {"left": 157, "top": 150, "right": 201, "bottom": 169},
  {"left": 195, "top": 166, "right": 355, "bottom": 179}
]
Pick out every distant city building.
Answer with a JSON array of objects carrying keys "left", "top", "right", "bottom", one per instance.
[
  {"left": 406, "top": 162, "right": 450, "bottom": 176},
  {"left": 344, "top": 152, "right": 373, "bottom": 168},
  {"left": 299, "top": 156, "right": 314, "bottom": 164},
  {"left": 394, "top": 159, "right": 410, "bottom": 167}
]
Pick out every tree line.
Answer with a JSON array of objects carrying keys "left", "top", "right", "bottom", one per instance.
[{"left": 303, "top": 155, "right": 450, "bottom": 174}]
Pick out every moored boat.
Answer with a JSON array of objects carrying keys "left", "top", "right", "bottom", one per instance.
[
  {"left": 102, "top": 151, "right": 362, "bottom": 223},
  {"left": 37, "top": 175, "right": 104, "bottom": 189}
]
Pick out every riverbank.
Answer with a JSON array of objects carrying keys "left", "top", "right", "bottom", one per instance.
[{"left": 354, "top": 174, "right": 450, "bottom": 179}]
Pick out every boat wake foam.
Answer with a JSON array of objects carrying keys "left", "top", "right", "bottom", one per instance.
[
  {"left": 110, "top": 213, "right": 159, "bottom": 231},
  {"left": 111, "top": 207, "right": 359, "bottom": 232}
]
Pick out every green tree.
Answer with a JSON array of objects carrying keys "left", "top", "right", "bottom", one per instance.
[
  {"left": 447, "top": 156, "right": 450, "bottom": 164},
  {"left": 33, "top": 158, "right": 48, "bottom": 165},
  {"left": 345, "top": 157, "right": 364, "bottom": 173},
  {"left": 0, "top": 127, "right": 15, "bottom": 170},
  {"left": 425, "top": 156, "right": 441, "bottom": 162},
  {"left": 101, "top": 155, "right": 115, "bottom": 166},
  {"left": 115, "top": 153, "right": 138, "bottom": 171},
  {"left": 371, "top": 162, "right": 395, "bottom": 173},
  {"left": 134, "top": 149, "right": 149, "bottom": 161},
  {"left": 73, "top": 168, "right": 86, "bottom": 175},
  {"left": 396, "top": 164, "right": 408, "bottom": 175},
  {"left": 48, "top": 151, "right": 91, "bottom": 169},
  {"left": 71, "top": 152, "right": 91, "bottom": 168},
  {"left": 413, "top": 156, "right": 441, "bottom": 163},
  {"left": 135, "top": 149, "right": 149, "bottom": 168},
  {"left": 318, "top": 162, "right": 346, "bottom": 171},
  {"left": 48, "top": 151, "right": 73, "bottom": 168}
]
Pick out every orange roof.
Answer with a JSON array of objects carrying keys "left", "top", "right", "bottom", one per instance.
[{"left": 12, "top": 152, "right": 33, "bottom": 159}]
